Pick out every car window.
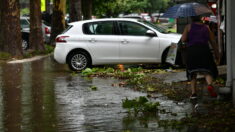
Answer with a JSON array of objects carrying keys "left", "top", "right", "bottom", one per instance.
[
  {"left": 118, "top": 21, "right": 148, "bottom": 36},
  {"left": 138, "top": 20, "right": 168, "bottom": 33},
  {"left": 83, "top": 21, "right": 114, "bottom": 35},
  {"left": 20, "top": 19, "right": 30, "bottom": 28}
]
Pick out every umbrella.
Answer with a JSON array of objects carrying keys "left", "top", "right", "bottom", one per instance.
[{"left": 162, "top": 2, "right": 213, "bottom": 18}]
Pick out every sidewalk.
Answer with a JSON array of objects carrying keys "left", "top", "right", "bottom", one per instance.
[{"left": 152, "top": 65, "right": 227, "bottom": 84}]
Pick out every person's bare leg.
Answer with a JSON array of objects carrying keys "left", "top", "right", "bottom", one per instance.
[
  {"left": 205, "top": 74, "right": 217, "bottom": 97},
  {"left": 205, "top": 74, "right": 213, "bottom": 85},
  {"left": 191, "top": 75, "right": 197, "bottom": 94}
]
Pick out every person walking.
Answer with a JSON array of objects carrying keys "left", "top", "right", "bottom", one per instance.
[{"left": 181, "top": 16, "right": 220, "bottom": 99}]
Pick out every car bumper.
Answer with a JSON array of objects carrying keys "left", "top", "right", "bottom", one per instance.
[
  {"left": 44, "top": 35, "right": 50, "bottom": 44},
  {"left": 54, "top": 44, "right": 68, "bottom": 64}
]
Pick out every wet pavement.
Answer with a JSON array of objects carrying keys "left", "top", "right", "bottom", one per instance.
[
  {"left": 152, "top": 65, "right": 227, "bottom": 84},
  {"left": 0, "top": 56, "right": 194, "bottom": 132}
]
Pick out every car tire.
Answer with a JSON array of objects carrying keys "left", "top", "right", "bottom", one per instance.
[
  {"left": 68, "top": 51, "right": 91, "bottom": 71},
  {"left": 22, "top": 38, "right": 29, "bottom": 50}
]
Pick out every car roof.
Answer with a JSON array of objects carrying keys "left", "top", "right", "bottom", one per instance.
[{"left": 69, "top": 18, "right": 139, "bottom": 26}]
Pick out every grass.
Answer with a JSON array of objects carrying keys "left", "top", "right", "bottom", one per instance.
[
  {"left": 0, "top": 44, "right": 54, "bottom": 61},
  {"left": 0, "top": 52, "right": 12, "bottom": 60},
  {"left": 23, "top": 44, "right": 54, "bottom": 58},
  {"left": 122, "top": 96, "right": 160, "bottom": 115}
]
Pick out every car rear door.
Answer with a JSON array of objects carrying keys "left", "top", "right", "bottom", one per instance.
[
  {"left": 83, "top": 21, "right": 119, "bottom": 64},
  {"left": 117, "top": 21, "right": 161, "bottom": 63}
]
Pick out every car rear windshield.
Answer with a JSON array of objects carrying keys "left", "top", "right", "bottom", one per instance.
[
  {"left": 62, "top": 25, "right": 73, "bottom": 34},
  {"left": 20, "top": 19, "right": 30, "bottom": 28},
  {"left": 138, "top": 20, "right": 168, "bottom": 33}
]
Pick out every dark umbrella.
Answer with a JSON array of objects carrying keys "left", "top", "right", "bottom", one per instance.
[{"left": 162, "top": 2, "right": 213, "bottom": 18}]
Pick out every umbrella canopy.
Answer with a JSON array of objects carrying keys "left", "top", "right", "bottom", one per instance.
[{"left": 162, "top": 2, "right": 213, "bottom": 18}]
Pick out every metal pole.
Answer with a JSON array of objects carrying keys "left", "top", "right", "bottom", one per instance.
[
  {"left": 217, "top": 0, "right": 222, "bottom": 57},
  {"left": 226, "top": 0, "right": 235, "bottom": 106},
  {"left": 231, "top": 1, "right": 235, "bottom": 107}
]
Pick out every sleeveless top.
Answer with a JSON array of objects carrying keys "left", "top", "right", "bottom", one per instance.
[{"left": 188, "top": 23, "right": 209, "bottom": 46}]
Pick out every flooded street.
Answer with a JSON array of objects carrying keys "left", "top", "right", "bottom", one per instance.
[{"left": 0, "top": 56, "right": 193, "bottom": 132}]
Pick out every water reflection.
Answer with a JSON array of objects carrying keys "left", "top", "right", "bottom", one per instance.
[
  {"left": 0, "top": 66, "right": 3, "bottom": 132},
  {"left": 0, "top": 56, "right": 193, "bottom": 132},
  {"left": 2, "top": 63, "right": 22, "bottom": 132},
  {"left": 21, "top": 62, "right": 33, "bottom": 132},
  {"left": 55, "top": 76, "right": 147, "bottom": 131},
  {"left": 0, "top": 57, "right": 59, "bottom": 132}
]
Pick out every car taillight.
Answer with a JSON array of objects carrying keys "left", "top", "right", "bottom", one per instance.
[
  {"left": 45, "top": 27, "right": 51, "bottom": 34},
  {"left": 56, "top": 36, "right": 69, "bottom": 43}
]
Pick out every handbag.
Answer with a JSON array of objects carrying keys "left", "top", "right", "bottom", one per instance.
[
  {"left": 166, "top": 43, "right": 178, "bottom": 65},
  {"left": 178, "top": 41, "right": 187, "bottom": 51},
  {"left": 177, "top": 41, "right": 187, "bottom": 66}
]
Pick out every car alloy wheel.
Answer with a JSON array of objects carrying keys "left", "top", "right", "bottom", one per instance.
[
  {"left": 69, "top": 52, "right": 90, "bottom": 71},
  {"left": 22, "top": 39, "right": 29, "bottom": 50}
]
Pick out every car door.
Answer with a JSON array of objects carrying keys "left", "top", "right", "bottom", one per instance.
[
  {"left": 83, "top": 21, "right": 119, "bottom": 64},
  {"left": 117, "top": 21, "right": 161, "bottom": 63}
]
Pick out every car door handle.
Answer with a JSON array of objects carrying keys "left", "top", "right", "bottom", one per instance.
[
  {"left": 89, "top": 38, "right": 96, "bottom": 43},
  {"left": 121, "top": 40, "right": 129, "bottom": 44}
]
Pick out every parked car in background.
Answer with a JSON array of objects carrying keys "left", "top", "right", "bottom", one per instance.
[
  {"left": 54, "top": 18, "right": 181, "bottom": 71},
  {"left": 122, "top": 13, "right": 152, "bottom": 22},
  {"left": 152, "top": 13, "right": 169, "bottom": 23},
  {"left": 140, "top": 13, "right": 152, "bottom": 22},
  {"left": 20, "top": 16, "right": 51, "bottom": 50},
  {"left": 20, "top": 17, "right": 30, "bottom": 50},
  {"left": 42, "top": 20, "right": 51, "bottom": 43}
]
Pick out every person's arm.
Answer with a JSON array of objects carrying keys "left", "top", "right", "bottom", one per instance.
[
  {"left": 208, "top": 26, "right": 220, "bottom": 64},
  {"left": 181, "top": 24, "right": 190, "bottom": 43}
]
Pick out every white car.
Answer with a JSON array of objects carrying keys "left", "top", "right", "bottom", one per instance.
[{"left": 54, "top": 18, "right": 181, "bottom": 71}]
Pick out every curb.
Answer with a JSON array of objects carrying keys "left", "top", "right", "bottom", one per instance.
[{"left": 7, "top": 54, "right": 52, "bottom": 64}]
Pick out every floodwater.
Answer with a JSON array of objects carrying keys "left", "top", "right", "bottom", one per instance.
[{"left": 0, "top": 56, "right": 194, "bottom": 132}]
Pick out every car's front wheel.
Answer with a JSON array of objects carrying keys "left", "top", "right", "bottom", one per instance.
[{"left": 68, "top": 51, "right": 91, "bottom": 71}]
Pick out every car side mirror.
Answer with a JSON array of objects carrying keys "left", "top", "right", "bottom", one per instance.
[{"left": 146, "top": 30, "right": 157, "bottom": 37}]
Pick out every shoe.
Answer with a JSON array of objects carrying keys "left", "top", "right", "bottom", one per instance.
[
  {"left": 207, "top": 85, "right": 217, "bottom": 97},
  {"left": 190, "top": 93, "right": 197, "bottom": 99}
]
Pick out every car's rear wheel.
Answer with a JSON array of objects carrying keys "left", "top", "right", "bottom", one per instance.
[{"left": 68, "top": 51, "right": 91, "bottom": 71}]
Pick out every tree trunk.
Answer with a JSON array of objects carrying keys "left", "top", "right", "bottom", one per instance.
[
  {"left": 70, "top": 0, "right": 82, "bottom": 22},
  {"left": 30, "top": 0, "right": 45, "bottom": 51},
  {"left": 31, "top": 61, "right": 44, "bottom": 131},
  {"left": 0, "top": 0, "right": 22, "bottom": 57},
  {"left": 82, "top": 0, "right": 92, "bottom": 20},
  {"left": 50, "top": 0, "right": 66, "bottom": 45},
  {"left": 77, "top": 0, "right": 82, "bottom": 20}
]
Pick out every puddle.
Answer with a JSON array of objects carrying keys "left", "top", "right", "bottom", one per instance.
[{"left": 0, "top": 56, "right": 194, "bottom": 132}]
